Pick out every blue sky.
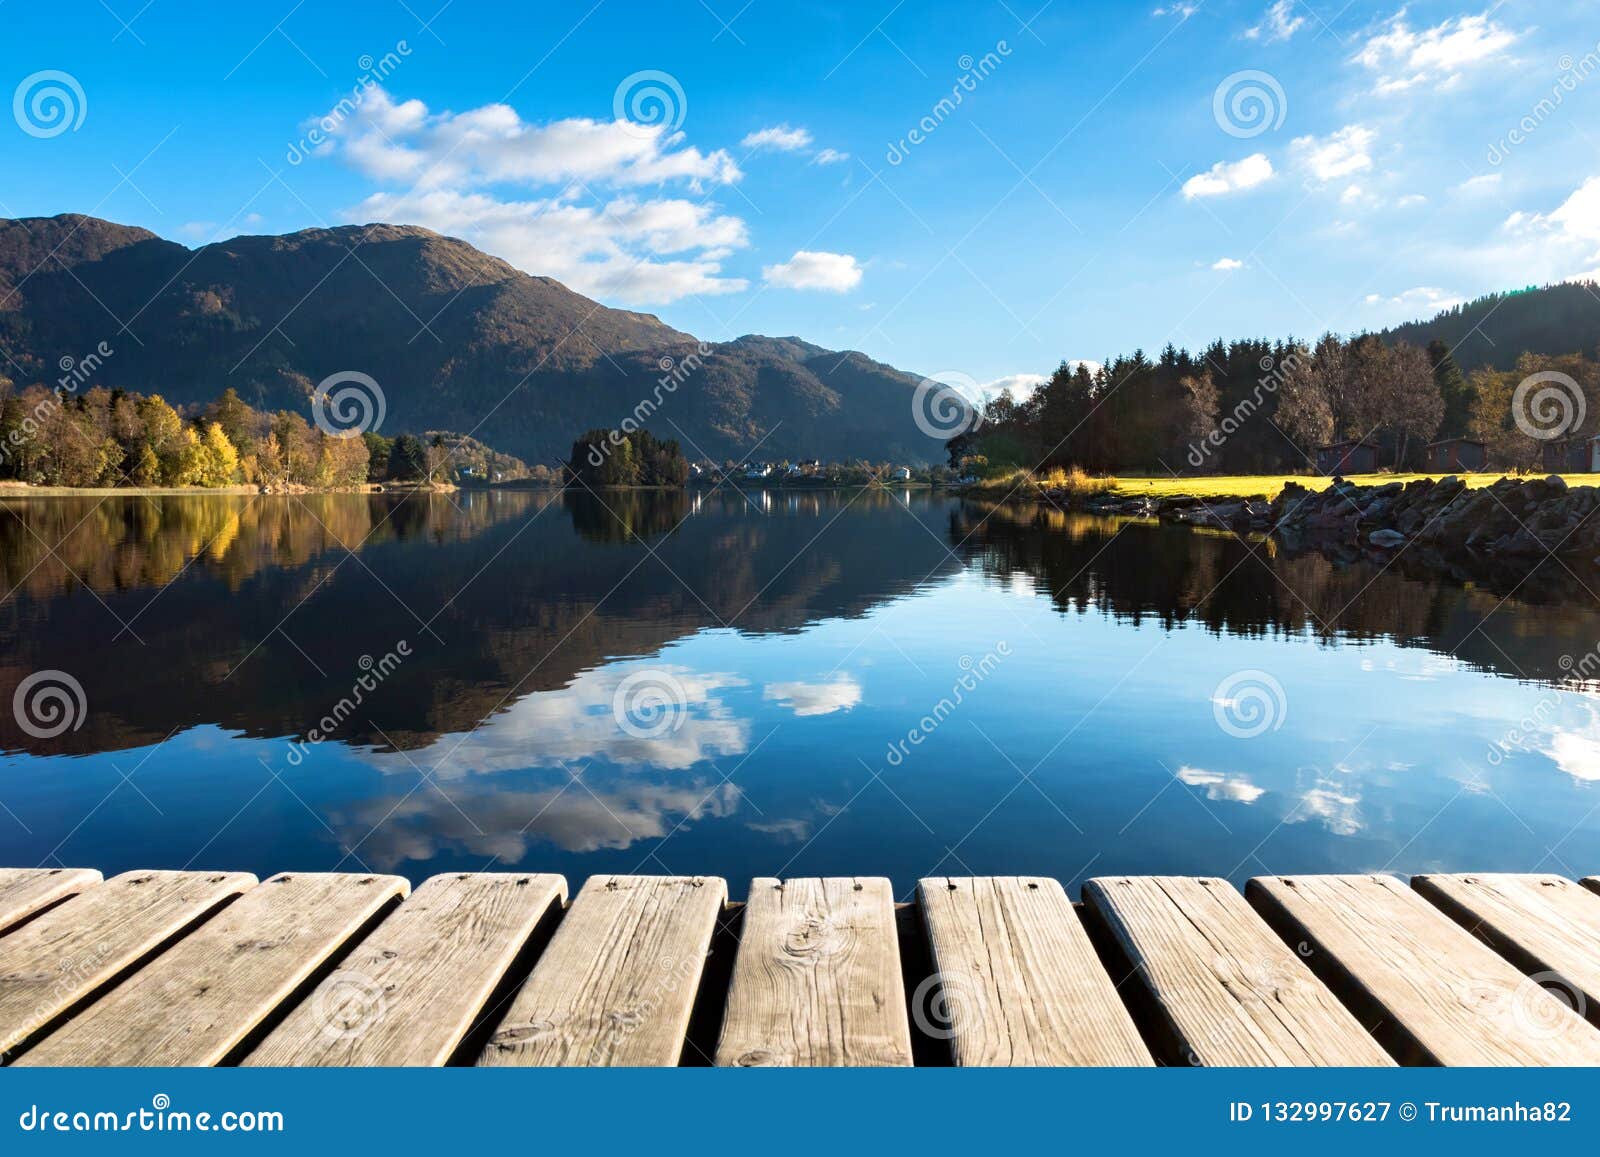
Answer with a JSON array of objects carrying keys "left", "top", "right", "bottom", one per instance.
[{"left": 4, "top": 0, "right": 1599, "bottom": 396}]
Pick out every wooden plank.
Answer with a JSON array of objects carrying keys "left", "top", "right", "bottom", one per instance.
[
  {"left": 0, "top": 868, "right": 101, "bottom": 932},
  {"left": 0, "top": 870, "right": 254, "bottom": 1059},
  {"left": 1083, "top": 876, "right": 1392, "bottom": 1066},
  {"left": 479, "top": 875, "right": 726, "bottom": 1067},
  {"left": 15, "top": 872, "right": 407, "bottom": 1066},
  {"left": 243, "top": 872, "right": 566, "bottom": 1066},
  {"left": 1414, "top": 873, "right": 1600, "bottom": 1028},
  {"left": 715, "top": 877, "right": 911, "bottom": 1067},
  {"left": 915, "top": 876, "right": 1152, "bottom": 1066},
  {"left": 1248, "top": 874, "right": 1600, "bottom": 1065}
]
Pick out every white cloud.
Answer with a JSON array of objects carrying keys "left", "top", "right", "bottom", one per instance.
[
  {"left": 1245, "top": 0, "right": 1305, "bottom": 43},
  {"left": 763, "top": 676, "right": 863, "bottom": 717},
  {"left": 1291, "top": 124, "right": 1374, "bottom": 182},
  {"left": 1177, "top": 766, "right": 1266, "bottom": 803},
  {"left": 762, "top": 249, "right": 863, "bottom": 292},
  {"left": 309, "top": 86, "right": 753, "bottom": 304},
  {"left": 982, "top": 373, "right": 1048, "bottom": 401},
  {"left": 1545, "top": 728, "right": 1600, "bottom": 782},
  {"left": 319, "top": 87, "right": 741, "bottom": 190},
  {"left": 1456, "top": 173, "right": 1502, "bottom": 194},
  {"left": 741, "top": 124, "right": 813, "bottom": 152},
  {"left": 814, "top": 147, "right": 850, "bottom": 165},
  {"left": 1505, "top": 176, "right": 1600, "bottom": 253},
  {"left": 1355, "top": 11, "right": 1519, "bottom": 94},
  {"left": 1182, "top": 153, "right": 1274, "bottom": 198},
  {"left": 1363, "top": 286, "right": 1464, "bottom": 315},
  {"left": 350, "top": 188, "right": 750, "bottom": 304},
  {"left": 1211, "top": 257, "right": 1244, "bottom": 270},
  {"left": 179, "top": 221, "right": 218, "bottom": 239},
  {"left": 1153, "top": 3, "right": 1198, "bottom": 20},
  {"left": 1396, "top": 193, "right": 1427, "bottom": 207},
  {"left": 371, "top": 662, "right": 751, "bottom": 777}
]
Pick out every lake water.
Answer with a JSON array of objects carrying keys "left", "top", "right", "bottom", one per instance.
[{"left": 3, "top": 488, "right": 1599, "bottom": 898}]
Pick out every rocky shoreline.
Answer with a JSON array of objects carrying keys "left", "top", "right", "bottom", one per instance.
[{"left": 1077, "top": 475, "right": 1600, "bottom": 563}]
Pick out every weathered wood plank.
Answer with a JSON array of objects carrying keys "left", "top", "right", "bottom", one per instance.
[
  {"left": 479, "top": 875, "right": 725, "bottom": 1067},
  {"left": 1083, "top": 876, "right": 1392, "bottom": 1066},
  {"left": 1414, "top": 873, "right": 1600, "bottom": 1028},
  {"left": 1248, "top": 873, "right": 1600, "bottom": 1065},
  {"left": 0, "top": 870, "right": 254, "bottom": 1059},
  {"left": 243, "top": 872, "right": 566, "bottom": 1066},
  {"left": 916, "top": 876, "right": 1152, "bottom": 1066},
  {"left": 716, "top": 877, "right": 911, "bottom": 1067},
  {"left": 0, "top": 868, "right": 101, "bottom": 933},
  {"left": 15, "top": 872, "right": 406, "bottom": 1066}
]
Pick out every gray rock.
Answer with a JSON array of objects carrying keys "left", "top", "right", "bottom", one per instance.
[{"left": 1368, "top": 529, "right": 1406, "bottom": 548}]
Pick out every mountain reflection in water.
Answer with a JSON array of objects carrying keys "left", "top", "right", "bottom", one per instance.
[{"left": 1, "top": 488, "right": 1597, "bottom": 891}]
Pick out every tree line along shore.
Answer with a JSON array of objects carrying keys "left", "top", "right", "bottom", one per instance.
[
  {"left": 947, "top": 331, "right": 1596, "bottom": 480},
  {"left": 0, "top": 385, "right": 545, "bottom": 492}
]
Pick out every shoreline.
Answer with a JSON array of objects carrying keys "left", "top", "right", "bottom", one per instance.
[{"left": 0, "top": 482, "right": 462, "bottom": 499}]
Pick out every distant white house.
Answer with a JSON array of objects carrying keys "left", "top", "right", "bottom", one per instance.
[
  {"left": 745, "top": 463, "right": 772, "bottom": 479},
  {"left": 892, "top": 466, "right": 913, "bottom": 481}
]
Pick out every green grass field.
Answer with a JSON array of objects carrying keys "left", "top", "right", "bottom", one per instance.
[{"left": 1107, "top": 473, "right": 1600, "bottom": 501}]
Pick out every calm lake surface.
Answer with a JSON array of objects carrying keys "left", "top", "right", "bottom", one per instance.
[{"left": 3, "top": 488, "right": 1599, "bottom": 897}]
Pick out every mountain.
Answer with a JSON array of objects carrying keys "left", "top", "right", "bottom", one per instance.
[
  {"left": 0, "top": 214, "right": 946, "bottom": 463},
  {"left": 1379, "top": 281, "right": 1600, "bottom": 370}
]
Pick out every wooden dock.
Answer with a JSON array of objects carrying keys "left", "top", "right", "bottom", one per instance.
[{"left": 4, "top": 867, "right": 1600, "bottom": 1066}]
